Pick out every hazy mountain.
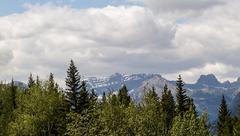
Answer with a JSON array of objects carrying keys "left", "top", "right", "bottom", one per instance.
[
  {"left": 86, "top": 73, "right": 240, "bottom": 121},
  {"left": 7, "top": 81, "right": 28, "bottom": 90}
]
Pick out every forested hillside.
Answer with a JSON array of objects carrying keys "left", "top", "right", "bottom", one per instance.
[{"left": 0, "top": 60, "right": 240, "bottom": 136}]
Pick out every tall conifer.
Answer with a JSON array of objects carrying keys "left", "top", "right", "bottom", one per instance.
[
  {"left": 48, "top": 73, "right": 57, "bottom": 93},
  {"left": 10, "top": 78, "right": 17, "bottom": 109},
  {"left": 65, "top": 60, "right": 81, "bottom": 113},
  {"left": 78, "top": 80, "right": 90, "bottom": 113},
  {"left": 176, "top": 75, "right": 188, "bottom": 117},
  {"left": 28, "top": 73, "right": 35, "bottom": 89},
  {"left": 118, "top": 85, "right": 131, "bottom": 107},
  {"left": 217, "top": 95, "right": 233, "bottom": 136},
  {"left": 160, "top": 84, "right": 175, "bottom": 132}
]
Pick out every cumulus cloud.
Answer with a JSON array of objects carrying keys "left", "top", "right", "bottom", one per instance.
[
  {"left": 0, "top": 0, "right": 240, "bottom": 85},
  {"left": 0, "top": 4, "right": 176, "bottom": 84},
  {"left": 163, "top": 0, "right": 240, "bottom": 82},
  {"left": 129, "top": 0, "right": 227, "bottom": 21},
  {"left": 0, "top": 49, "right": 13, "bottom": 66},
  {"left": 164, "top": 63, "right": 240, "bottom": 83},
  {"left": 131, "top": 0, "right": 225, "bottom": 10}
]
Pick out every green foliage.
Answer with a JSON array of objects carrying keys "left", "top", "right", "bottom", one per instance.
[
  {"left": 118, "top": 85, "right": 131, "bottom": 107},
  {"left": 138, "top": 87, "right": 164, "bottom": 136},
  {"left": 171, "top": 106, "right": 211, "bottom": 136},
  {"left": 124, "top": 102, "right": 142, "bottom": 135},
  {"left": 66, "top": 100, "right": 102, "bottom": 136},
  {"left": 100, "top": 92, "right": 130, "bottom": 135},
  {"left": 102, "top": 92, "right": 106, "bottom": 104},
  {"left": 7, "top": 78, "right": 68, "bottom": 136},
  {"left": 10, "top": 79, "right": 17, "bottom": 109},
  {"left": 233, "top": 120, "right": 240, "bottom": 136},
  {"left": 0, "top": 64, "right": 237, "bottom": 136},
  {"left": 0, "top": 83, "right": 17, "bottom": 135}
]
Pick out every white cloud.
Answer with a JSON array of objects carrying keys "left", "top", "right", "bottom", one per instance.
[
  {"left": 0, "top": 1, "right": 240, "bottom": 85},
  {"left": 130, "top": 0, "right": 225, "bottom": 10},
  {"left": 0, "top": 4, "right": 176, "bottom": 84},
  {"left": 129, "top": 0, "right": 227, "bottom": 21},
  {"left": 164, "top": 63, "right": 240, "bottom": 83},
  {"left": 163, "top": 0, "right": 240, "bottom": 82},
  {"left": 0, "top": 48, "right": 13, "bottom": 65}
]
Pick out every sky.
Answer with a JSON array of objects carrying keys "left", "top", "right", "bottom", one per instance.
[{"left": 0, "top": 0, "right": 240, "bottom": 85}]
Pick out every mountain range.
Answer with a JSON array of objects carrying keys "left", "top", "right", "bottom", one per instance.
[{"left": 86, "top": 73, "right": 240, "bottom": 121}]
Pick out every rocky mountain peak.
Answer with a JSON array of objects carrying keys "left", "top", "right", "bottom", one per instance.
[{"left": 196, "top": 74, "right": 221, "bottom": 86}]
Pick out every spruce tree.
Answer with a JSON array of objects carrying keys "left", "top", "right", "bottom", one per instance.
[
  {"left": 233, "top": 120, "right": 240, "bottom": 136},
  {"left": 118, "top": 85, "right": 131, "bottom": 107},
  {"left": 176, "top": 75, "right": 188, "bottom": 117},
  {"left": 89, "top": 89, "right": 98, "bottom": 105},
  {"left": 78, "top": 80, "right": 90, "bottom": 113},
  {"left": 28, "top": 73, "right": 35, "bottom": 89},
  {"left": 10, "top": 78, "right": 17, "bottom": 109},
  {"left": 160, "top": 84, "right": 175, "bottom": 133},
  {"left": 65, "top": 60, "right": 81, "bottom": 113},
  {"left": 217, "top": 95, "right": 233, "bottom": 136},
  {"left": 36, "top": 76, "right": 40, "bottom": 88},
  {"left": 233, "top": 96, "right": 240, "bottom": 136},
  {"left": 102, "top": 92, "right": 106, "bottom": 104},
  {"left": 187, "top": 98, "right": 197, "bottom": 117},
  {"left": 48, "top": 73, "right": 58, "bottom": 93}
]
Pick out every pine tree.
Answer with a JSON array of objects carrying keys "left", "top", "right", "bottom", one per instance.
[
  {"left": 187, "top": 98, "right": 197, "bottom": 117},
  {"left": 65, "top": 60, "right": 81, "bottom": 113},
  {"left": 233, "top": 96, "right": 240, "bottom": 136},
  {"left": 89, "top": 89, "right": 97, "bottom": 105},
  {"left": 233, "top": 120, "right": 240, "bottom": 136},
  {"left": 102, "top": 92, "right": 106, "bottom": 104},
  {"left": 160, "top": 84, "right": 175, "bottom": 133},
  {"left": 176, "top": 75, "right": 188, "bottom": 117},
  {"left": 10, "top": 78, "right": 17, "bottom": 109},
  {"left": 118, "top": 85, "right": 131, "bottom": 107},
  {"left": 0, "top": 83, "right": 16, "bottom": 135},
  {"left": 36, "top": 75, "right": 40, "bottom": 88},
  {"left": 217, "top": 95, "right": 233, "bottom": 136},
  {"left": 48, "top": 73, "right": 58, "bottom": 93},
  {"left": 66, "top": 90, "right": 100, "bottom": 136},
  {"left": 78, "top": 80, "right": 90, "bottom": 113},
  {"left": 28, "top": 73, "right": 35, "bottom": 89}
]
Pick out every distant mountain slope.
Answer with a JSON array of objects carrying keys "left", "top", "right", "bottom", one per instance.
[
  {"left": 86, "top": 73, "right": 240, "bottom": 121},
  {"left": 7, "top": 81, "right": 28, "bottom": 90},
  {"left": 86, "top": 73, "right": 159, "bottom": 95}
]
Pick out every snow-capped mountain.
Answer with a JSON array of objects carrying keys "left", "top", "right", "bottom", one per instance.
[
  {"left": 85, "top": 73, "right": 240, "bottom": 121},
  {"left": 86, "top": 73, "right": 160, "bottom": 95}
]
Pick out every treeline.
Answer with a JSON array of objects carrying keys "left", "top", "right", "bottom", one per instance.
[{"left": 0, "top": 60, "right": 240, "bottom": 136}]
